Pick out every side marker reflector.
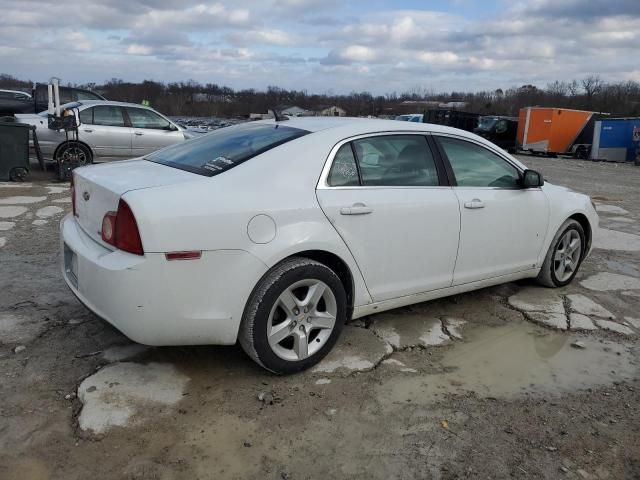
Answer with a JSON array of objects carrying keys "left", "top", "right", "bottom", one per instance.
[{"left": 165, "top": 251, "right": 202, "bottom": 261}]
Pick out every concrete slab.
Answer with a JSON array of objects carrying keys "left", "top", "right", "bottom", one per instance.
[
  {"left": 0, "top": 206, "right": 28, "bottom": 218},
  {"left": 595, "top": 204, "right": 629, "bottom": 215},
  {"left": 312, "top": 326, "right": 389, "bottom": 374},
  {"left": 443, "top": 317, "right": 466, "bottom": 340},
  {"left": 580, "top": 272, "right": 640, "bottom": 291},
  {"left": 508, "top": 288, "right": 565, "bottom": 315},
  {"left": 595, "top": 228, "right": 640, "bottom": 252},
  {"left": 624, "top": 317, "right": 640, "bottom": 329},
  {"left": 594, "top": 320, "right": 635, "bottom": 336},
  {"left": 567, "top": 294, "right": 614, "bottom": 319},
  {"left": 77, "top": 362, "right": 189, "bottom": 434},
  {"left": 370, "top": 312, "right": 451, "bottom": 348},
  {"left": 569, "top": 313, "right": 598, "bottom": 331},
  {"left": 528, "top": 312, "right": 568, "bottom": 330},
  {"left": 0, "top": 196, "right": 47, "bottom": 205},
  {"left": 35, "top": 206, "right": 64, "bottom": 219}
]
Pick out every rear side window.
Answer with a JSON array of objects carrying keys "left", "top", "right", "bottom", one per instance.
[
  {"left": 92, "top": 106, "right": 125, "bottom": 127},
  {"left": 327, "top": 144, "right": 359, "bottom": 186},
  {"left": 147, "top": 123, "right": 309, "bottom": 177}
]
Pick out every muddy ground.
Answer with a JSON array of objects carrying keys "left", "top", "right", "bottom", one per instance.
[{"left": 0, "top": 156, "right": 639, "bottom": 480}]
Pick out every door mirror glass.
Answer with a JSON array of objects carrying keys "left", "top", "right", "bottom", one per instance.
[{"left": 522, "top": 169, "right": 544, "bottom": 188}]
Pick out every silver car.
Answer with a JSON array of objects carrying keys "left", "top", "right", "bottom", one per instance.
[{"left": 15, "top": 100, "right": 188, "bottom": 163}]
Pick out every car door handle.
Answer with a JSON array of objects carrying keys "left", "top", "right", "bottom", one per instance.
[
  {"left": 464, "top": 199, "right": 485, "bottom": 209},
  {"left": 340, "top": 203, "right": 373, "bottom": 215},
  {"left": 83, "top": 129, "right": 93, "bottom": 133},
  {"left": 134, "top": 131, "right": 144, "bottom": 136}
]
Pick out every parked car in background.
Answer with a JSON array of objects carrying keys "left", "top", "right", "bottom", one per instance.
[
  {"left": 395, "top": 114, "right": 423, "bottom": 122},
  {"left": 473, "top": 116, "right": 518, "bottom": 152},
  {"left": 0, "top": 84, "right": 105, "bottom": 116},
  {"left": 0, "top": 89, "right": 33, "bottom": 116},
  {"left": 16, "top": 100, "right": 190, "bottom": 164},
  {"left": 61, "top": 117, "right": 598, "bottom": 374}
]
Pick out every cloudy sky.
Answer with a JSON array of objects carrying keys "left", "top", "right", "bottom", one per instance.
[{"left": 1, "top": 0, "right": 639, "bottom": 94}]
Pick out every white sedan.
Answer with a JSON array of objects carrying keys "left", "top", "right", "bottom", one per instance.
[{"left": 61, "top": 117, "right": 598, "bottom": 373}]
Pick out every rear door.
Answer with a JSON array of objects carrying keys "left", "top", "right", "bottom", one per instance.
[
  {"left": 316, "top": 133, "right": 460, "bottom": 302},
  {"left": 125, "top": 107, "right": 184, "bottom": 157},
  {"left": 434, "top": 135, "right": 548, "bottom": 285},
  {"left": 78, "top": 105, "right": 132, "bottom": 160}
]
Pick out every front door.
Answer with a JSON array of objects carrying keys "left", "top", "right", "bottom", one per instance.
[
  {"left": 125, "top": 107, "right": 184, "bottom": 157},
  {"left": 434, "top": 135, "right": 549, "bottom": 285},
  {"left": 316, "top": 134, "right": 460, "bottom": 302}
]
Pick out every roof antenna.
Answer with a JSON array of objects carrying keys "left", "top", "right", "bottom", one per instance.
[{"left": 269, "top": 108, "right": 289, "bottom": 122}]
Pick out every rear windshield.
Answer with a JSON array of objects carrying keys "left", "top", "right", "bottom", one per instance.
[{"left": 147, "top": 123, "right": 309, "bottom": 176}]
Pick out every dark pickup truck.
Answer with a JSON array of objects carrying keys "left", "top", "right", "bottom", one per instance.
[{"left": 0, "top": 84, "right": 105, "bottom": 116}]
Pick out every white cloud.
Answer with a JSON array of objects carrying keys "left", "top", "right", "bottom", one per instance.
[{"left": 0, "top": 0, "right": 638, "bottom": 94}]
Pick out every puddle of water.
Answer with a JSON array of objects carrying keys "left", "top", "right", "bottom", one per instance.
[{"left": 377, "top": 322, "right": 637, "bottom": 405}]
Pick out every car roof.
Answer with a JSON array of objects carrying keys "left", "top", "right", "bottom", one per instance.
[
  {"left": 253, "top": 116, "right": 527, "bottom": 170},
  {"left": 255, "top": 116, "right": 471, "bottom": 136},
  {"left": 76, "top": 100, "right": 155, "bottom": 109}
]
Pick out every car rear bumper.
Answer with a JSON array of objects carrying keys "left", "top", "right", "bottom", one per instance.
[{"left": 60, "top": 214, "right": 268, "bottom": 345}]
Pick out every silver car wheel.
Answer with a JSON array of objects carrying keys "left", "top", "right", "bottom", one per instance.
[
  {"left": 553, "top": 229, "right": 582, "bottom": 282},
  {"left": 267, "top": 279, "right": 337, "bottom": 362}
]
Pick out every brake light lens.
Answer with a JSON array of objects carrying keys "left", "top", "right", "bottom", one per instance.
[
  {"left": 101, "top": 199, "right": 144, "bottom": 255},
  {"left": 70, "top": 174, "right": 77, "bottom": 217}
]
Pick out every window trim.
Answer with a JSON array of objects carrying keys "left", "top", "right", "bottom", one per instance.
[
  {"left": 318, "top": 131, "right": 451, "bottom": 190},
  {"left": 433, "top": 133, "right": 528, "bottom": 190}
]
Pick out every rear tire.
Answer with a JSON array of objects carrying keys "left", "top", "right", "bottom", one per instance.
[
  {"left": 537, "top": 219, "right": 585, "bottom": 287},
  {"left": 239, "top": 257, "right": 347, "bottom": 374}
]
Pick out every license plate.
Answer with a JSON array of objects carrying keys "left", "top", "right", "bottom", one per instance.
[{"left": 64, "top": 243, "right": 78, "bottom": 288}]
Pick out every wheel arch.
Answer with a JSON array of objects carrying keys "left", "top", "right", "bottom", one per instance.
[
  {"left": 277, "top": 250, "right": 355, "bottom": 320},
  {"left": 568, "top": 212, "right": 592, "bottom": 257},
  {"left": 54, "top": 140, "right": 94, "bottom": 162}
]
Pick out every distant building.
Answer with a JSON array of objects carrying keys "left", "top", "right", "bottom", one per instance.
[
  {"left": 438, "top": 101, "right": 467, "bottom": 109},
  {"left": 278, "top": 105, "right": 309, "bottom": 117},
  {"left": 319, "top": 106, "right": 347, "bottom": 117}
]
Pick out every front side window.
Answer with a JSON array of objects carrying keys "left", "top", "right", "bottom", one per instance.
[
  {"left": 327, "top": 144, "right": 358, "bottom": 186},
  {"left": 353, "top": 135, "right": 439, "bottom": 187},
  {"left": 92, "top": 106, "right": 125, "bottom": 127},
  {"left": 437, "top": 136, "right": 520, "bottom": 188},
  {"left": 147, "top": 123, "right": 309, "bottom": 177},
  {"left": 126, "top": 107, "right": 171, "bottom": 130}
]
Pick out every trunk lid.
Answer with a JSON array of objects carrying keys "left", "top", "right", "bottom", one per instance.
[{"left": 73, "top": 159, "right": 197, "bottom": 245}]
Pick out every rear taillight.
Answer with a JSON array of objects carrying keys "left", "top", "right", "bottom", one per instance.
[
  {"left": 70, "top": 174, "right": 77, "bottom": 216},
  {"left": 101, "top": 199, "right": 144, "bottom": 255}
]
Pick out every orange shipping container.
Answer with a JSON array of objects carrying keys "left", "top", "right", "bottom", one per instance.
[{"left": 517, "top": 107, "right": 597, "bottom": 155}]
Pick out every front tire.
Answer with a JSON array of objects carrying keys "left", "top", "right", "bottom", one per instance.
[
  {"left": 239, "top": 257, "right": 347, "bottom": 374},
  {"left": 537, "top": 219, "right": 585, "bottom": 287}
]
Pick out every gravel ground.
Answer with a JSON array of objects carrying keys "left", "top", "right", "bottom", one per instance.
[{"left": 0, "top": 156, "right": 639, "bottom": 480}]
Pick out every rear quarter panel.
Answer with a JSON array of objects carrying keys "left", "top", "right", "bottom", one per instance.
[{"left": 124, "top": 131, "right": 373, "bottom": 307}]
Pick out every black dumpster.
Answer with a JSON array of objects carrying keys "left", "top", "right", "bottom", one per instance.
[{"left": 0, "top": 121, "right": 30, "bottom": 181}]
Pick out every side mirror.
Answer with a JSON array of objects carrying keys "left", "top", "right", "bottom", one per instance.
[
  {"left": 522, "top": 169, "right": 544, "bottom": 188},
  {"left": 167, "top": 123, "right": 179, "bottom": 131}
]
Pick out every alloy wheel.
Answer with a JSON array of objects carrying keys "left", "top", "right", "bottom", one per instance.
[
  {"left": 553, "top": 229, "right": 582, "bottom": 282},
  {"left": 267, "top": 279, "right": 337, "bottom": 361}
]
